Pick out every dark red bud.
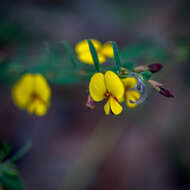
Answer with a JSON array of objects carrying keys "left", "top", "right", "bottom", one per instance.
[
  {"left": 159, "top": 87, "right": 174, "bottom": 98},
  {"left": 148, "top": 63, "right": 163, "bottom": 73},
  {"left": 86, "top": 95, "right": 95, "bottom": 109}
]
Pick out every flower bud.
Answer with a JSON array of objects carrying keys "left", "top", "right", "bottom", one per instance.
[
  {"left": 148, "top": 80, "right": 163, "bottom": 88},
  {"left": 159, "top": 87, "right": 174, "bottom": 98},
  {"left": 86, "top": 95, "right": 95, "bottom": 109},
  {"left": 148, "top": 63, "right": 163, "bottom": 73},
  {"left": 121, "top": 67, "right": 129, "bottom": 75}
]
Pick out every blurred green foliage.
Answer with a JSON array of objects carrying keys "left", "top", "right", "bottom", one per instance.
[
  {"left": 119, "top": 41, "right": 171, "bottom": 63},
  {"left": 0, "top": 16, "right": 173, "bottom": 86},
  {"left": 0, "top": 40, "right": 172, "bottom": 86},
  {"left": 0, "top": 142, "right": 32, "bottom": 190},
  {"left": 0, "top": 21, "right": 28, "bottom": 44},
  {"left": 0, "top": 163, "right": 24, "bottom": 190},
  {"left": 0, "top": 15, "right": 172, "bottom": 86}
]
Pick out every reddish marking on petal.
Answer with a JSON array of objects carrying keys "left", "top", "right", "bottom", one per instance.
[
  {"left": 113, "top": 96, "right": 119, "bottom": 102},
  {"left": 104, "top": 91, "right": 110, "bottom": 97},
  {"left": 30, "top": 93, "right": 48, "bottom": 106}
]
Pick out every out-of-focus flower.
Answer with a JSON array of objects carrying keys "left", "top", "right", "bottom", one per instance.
[
  {"left": 122, "top": 77, "right": 141, "bottom": 108},
  {"left": 75, "top": 39, "right": 113, "bottom": 64},
  {"left": 12, "top": 73, "right": 51, "bottom": 116},
  {"left": 89, "top": 71, "right": 124, "bottom": 115}
]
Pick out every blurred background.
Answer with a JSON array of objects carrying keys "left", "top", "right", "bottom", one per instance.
[{"left": 0, "top": 0, "right": 190, "bottom": 189}]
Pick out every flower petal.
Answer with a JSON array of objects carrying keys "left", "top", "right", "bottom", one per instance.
[
  {"left": 34, "top": 74, "right": 51, "bottom": 103},
  {"left": 89, "top": 73, "right": 106, "bottom": 102},
  {"left": 104, "top": 71, "right": 124, "bottom": 101},
  {"left": 126, "top": 90, "right": 141, "bottom": 108},
  {"left": 12, "top": 74, "right": 34, "bottom": 109},
  {"left": 35, "top": 101, "right": 47, "bottom": 116},
  {"left": 101, "top": 42, "right": 114, "bottom": 58},
  {"left": 27, "top": 100, "right": 47, "bottom": 116},
  {"left": 110, "top": 97, "right": 123, "bottom": 115},
  {"left": 104, "top": 98, "right": 110, "bottom": 115},
  {"left": 78, "top": 51, "right": 106, "bottom": 64},
  {"left": 75, "top": 39, "right": 102, "bottom": 54},
  {"left": 27, "top": 101, "right": 36, "bottom": 114},
  {"left": 122, "top": 77, "right": 137, "bottom": 89}
]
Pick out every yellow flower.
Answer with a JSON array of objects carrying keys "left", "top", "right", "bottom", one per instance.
[
  {"left": 89, "top": 71, "right": 124, "bottom": 115},
  {"left": 75, "top": 39, "right": 114, "bottom": 64},
  {"left": 12, "top": 73, "right": 51, "bottom": 116},
  {"left": 122, "top": 77, "right": 141, "bottom": 108}
]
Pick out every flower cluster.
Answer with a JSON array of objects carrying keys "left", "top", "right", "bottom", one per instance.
[
  {"left": 88, "top": 70, "right": 144, "bottom": 115},
  {"left": 12, "top": 73, "right": 51, "bottom": 116},
  {"left": 75, "top": 39, "right": 114, "bottom": 64},
  {"left": 84, "top": 39, "right": 174, "bottom": 115},
  {"left": 11, "top": 39, "right": 173, "bottom": 117}
]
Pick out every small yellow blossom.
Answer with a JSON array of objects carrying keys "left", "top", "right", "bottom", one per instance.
[
  {"left": 89, "top": 71, "right": 124, "bottom": 115},
  {"left": 122, "top": 77, "right": 141, "bottom": 108},
  {"left": 75, "top": 39, "right": 114, "bottom": 64},
  {"left": 12, "top": 73, "right": 51, "bottom": 116}
]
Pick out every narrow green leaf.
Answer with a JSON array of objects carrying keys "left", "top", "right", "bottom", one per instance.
[
  {"left": 87, "top": 40, "right": 100, "bottom": 72},
  {"left": 63, "top": 41, "right": 78, "bottom": 68},
  {"left": 141, "top": 71, "right": 152, "bottom": 80},
  {"left": 9, "top": 141, "right": 32, "bottom": 163},
  {"left": 112, "top": 41, "right": 121, "bottom": 72},
  {"left": 43, "top": 42, "right": 55, "bottom": 66}
]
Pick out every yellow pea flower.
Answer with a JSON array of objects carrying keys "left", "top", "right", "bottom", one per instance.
[
  {"left": 12, "top": 73, "right": 51, "bottom": 116},
  {"left": 122, "top": 77, "right": 141, "bottom": 108},
  {"left": 75, "top": 39, "right": 114, "bottom": 64},
  {"left": 89, "top": 71, "right": 124, "bottom": 115}
]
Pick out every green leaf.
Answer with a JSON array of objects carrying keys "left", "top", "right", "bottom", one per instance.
[
  {"left": 87, "top": 40, "right": 100, "bottom": 72},
  {"left": 112, "top": 41, "right": 121, "bottom": 72},
  {"left": 141, "top": 71, "right": 152, "bottom": 80},
  {"left": 0, "top": 163, "right": 24, "bottom": 190},
  {"left": 63, "top": 41, "right": 78, "bottom": 68},
  {"left": 0, "top": 143, "right": 11, "bottom": 162}
]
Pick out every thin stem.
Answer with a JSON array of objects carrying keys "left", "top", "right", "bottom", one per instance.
[
  {"left": 9, "top": 141, "right": 32, "bottom": 163},
  {"left": 63, "top": 41, "right": 77, "bottom": 68}
]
